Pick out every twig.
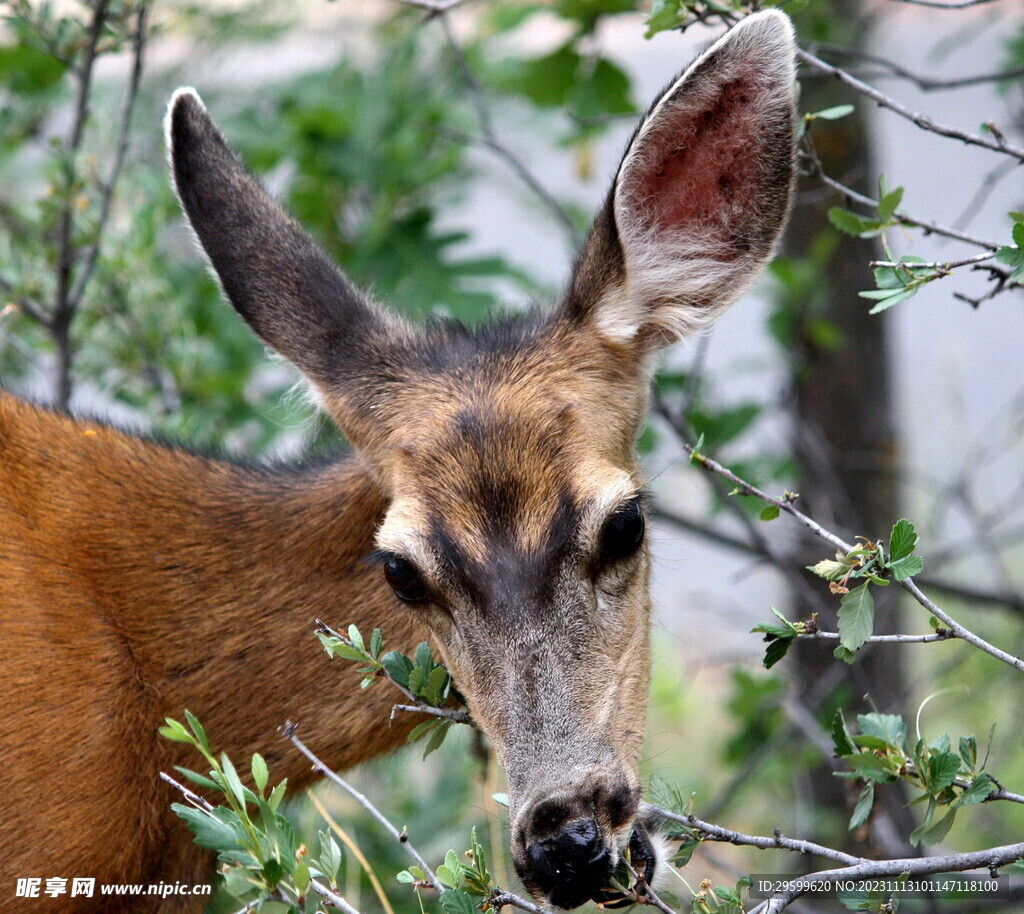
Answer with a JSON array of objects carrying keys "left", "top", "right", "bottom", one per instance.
[
  {"left": 810, "top": 43, "right": 1024, "bottom": 91},
  {"left": 68, "top": 0, "right": 149, "bottom": 312},
  {"left": 435, "top": 15, "right": 580, "bottom": 244},
  {"left": 681, "top": 440, "right": 1024, "bottom": 674},
  {"left": 315, "top": 619, "right": 475, "bottom": 726},
  {"left": 0, "top": 275, "right": 50, "bottom": 327},
  {"left": 283, "top": 721, "right": 444, "bottom": 893},
  {"left": 869, "top": 251, "right": 995, "bottom": 270},
  {"left": 51, "top": 0, "right": 111, "bottom": 410},
  {"left": 795, "top": 630, "right": 954, "bottom": 643},
  {"left": 797, "top": 48, "right": 1024, "bottom": 162},
  {"left": 488, "top": 891, "right": 555, "bottom": 914},
  {"left": 645, "top": 805, "right": 859, "bottom": 866},
  {"left": 395, "top": 0, "right": 473, "bottom": 12},
  {"left": 391, "top": 703, "right": 474, "bottom": 725}
]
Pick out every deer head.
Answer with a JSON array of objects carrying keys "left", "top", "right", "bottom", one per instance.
[{"left": 167, "top": 10, "right": 796, "bottom": 908}]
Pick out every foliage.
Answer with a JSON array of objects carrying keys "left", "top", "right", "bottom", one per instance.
[
  {"left": 317, "top": 624, "right": 465, "bottom": 758},
  {"left": 832, "top": 711, "right": 999, "bottom": 845}
]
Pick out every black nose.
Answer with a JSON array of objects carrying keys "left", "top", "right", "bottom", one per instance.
[{"left": 525, "top": 818, "right": 611, "bottom": 909}]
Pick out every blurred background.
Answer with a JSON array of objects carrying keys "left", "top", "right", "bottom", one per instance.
[{"left": 1, "top": 0, "right": 1022, "bottom": 911}]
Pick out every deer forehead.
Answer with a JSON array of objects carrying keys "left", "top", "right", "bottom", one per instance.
[{"left": 375, "top": 446, "right": 639, "bottom": 578}]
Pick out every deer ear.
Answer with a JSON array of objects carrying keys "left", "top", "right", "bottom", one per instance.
[
  {"left": 166, "top": 89, "right": 392, "bottom": 393},
  {"left": 564, "top": 11, "right": 797, "bottom": 348}
]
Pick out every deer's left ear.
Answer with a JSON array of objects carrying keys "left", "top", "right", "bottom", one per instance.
[{"left": 563, "top": 10, "right": 797, "bottom": 349}]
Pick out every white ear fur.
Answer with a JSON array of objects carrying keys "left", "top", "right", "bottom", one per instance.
[{"left": 595, "top": 10, "right": 797, "bottom": 345}]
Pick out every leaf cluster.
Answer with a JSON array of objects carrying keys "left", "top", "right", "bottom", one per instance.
[
  {"left": 832, "top": 711, "right": 999, "bottom": 846},
  {"left": 317, "top": 624, "right": 465, "bottom": 758},
  {"left": 159, "top": 713, "right": 342, "bottom": 913}
]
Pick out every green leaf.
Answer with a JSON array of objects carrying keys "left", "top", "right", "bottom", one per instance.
[
  {"left": 954, "top": 773, "right": 993, "bottom": 808},
  {"left": 928, "top": 751, "right": 962, "bottom": 793},
  {"left": 440, "top": 889, "right": 478, "bottom": 914},
  {"left": 849, "top": 782, "right": 874, "bottom": 829},
  {"left": 172, "top": 766, "right": 220, "bottom": 792},
  {"left": 959, "top": 735, "right": 977, "bottom": 772},
  {"left": 1012, "top": 221, "right": 1024, "bottom": 249},
  {"left": 862, "top": 286, "right": 920, "bottom": 313},
  {"left": 837, "top": 584, "right": 875, "bottom": 652},
  {"left": 171, "top": 804, "right": 243, "bottom": 851},
  {"left": 809, "top": 558, "right": 851, "bottom": 581},
  {"left": 318, "top": 831, "right": 343, "bottom": 883},
  {"left": 888, "top": 519, "right": 918, "bottom": 561},
  {"left": 759, "top": 504, "right": 780, "bottom": 521},
  {"left": 832, "top": 711, "right": 858, "bottom": 756},
  {"left": 267, "top": 779, "right": 288, "bottom": 813},
  {"left": 645, "top": 0, "right": 685, "bottom": 37},
  {"left": 809, "top": 104, "right": 855, "bottom": 121},
  {"left": 251, "top": 754, "right": 269, "bottom": 794},
  {"left": 381, "top": 650, "right": 414, "bottom": 688},
  {"left": 422, "top": 719, "right": 452, "bottom": 759},
  {"left": 910, "top": 807, "right": 956, "bottom": 846},
  {"left": 763, "top": 635, "right": 794, "bottom": 669},
  {"left": 858, "top": 713, "right": 907, "bottom": 751},
  {"left": 877, "top": 184, "right": 904, "bottom": 223},
  {"left": 370, "top": 628, "right": 383, "bottom": 660},
  {"left": 220, "top": 753, "right": 247, "bottom": 809},
  {"left": 828, "top": 207, "right": 882, "bottom": 238},
  {"left": 843, "top": 752, "right": 896, "bottom": 783},
  {"left": 833, "top": 644, "right": 858, "bottom": 664},
  {"left": 347, "top": 624, "right": 364, "bottom": 652},
  {"left": 159, "top": 718, "right": 195, "bottom": 745},
  {"left": 183, "top": 710, "right": 210, "bottom": 752},
  {"left": 328, "top": 640, "right": 367, "bottom": 662},
  {"left": 888, "top": 554, "right": 924, "bottom": 581}
]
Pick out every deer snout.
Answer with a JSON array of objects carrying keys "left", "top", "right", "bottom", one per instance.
[{"left": 513, "top": 780, "right": 639, "bottom": 909}]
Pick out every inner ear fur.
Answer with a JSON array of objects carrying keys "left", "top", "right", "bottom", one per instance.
[{"left": 564, "top": 11, "right": 798, "bottom": 348}]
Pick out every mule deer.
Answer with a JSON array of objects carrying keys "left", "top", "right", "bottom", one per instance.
[{"left": 0, "top": 11, "right": 796, "bottom": 912}]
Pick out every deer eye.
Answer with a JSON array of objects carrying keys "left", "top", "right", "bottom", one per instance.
[
  {"left": 599, "top": 499, "right": 645, "bottom": 566},
  {"left": 383, "top": 554, "right": 429, "bottom": 604}
]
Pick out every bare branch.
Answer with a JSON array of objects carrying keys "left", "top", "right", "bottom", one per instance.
[
  {"left": 796, "top": 629, "right": 954, "bottom": 644},
  {"left": 68, "top": 0, "right": 149, "bottom": 312},
  {"left": 283, "top": 722, "right": 445, "bottom": 893},
  {"left": 51, "top": 0, "right": 111, "bottom": 410},
  {"left": 435, "top": 15, "right": 581, "bottom": 244},
  {"left": 810, "top": 43, "right": 1024, "bottom": 92},
  {"left": 797, "top": 48, "right": 1024, "bottom": 162},
  {"left": 646, "top": 805, "right": 859, "bottom": 866}
]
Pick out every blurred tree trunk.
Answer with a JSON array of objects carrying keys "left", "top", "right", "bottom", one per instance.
[{"left": 783, "top": 1, "right": 912, "bottom": 856}]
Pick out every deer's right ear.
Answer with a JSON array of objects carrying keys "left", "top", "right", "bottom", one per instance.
[
  {"left": 563, "top": 11, "right": 797, "bottom": 350},
  {"left": 166, "top": 89, "right": 394, "bottom": 400}
]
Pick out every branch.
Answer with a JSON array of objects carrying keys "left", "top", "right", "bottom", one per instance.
[
  {"left": 67, "top": 0, "right": 149, "bottom": 312},
  {"left": 796, "top": 629, "right": 954, "bottom": 644},
  {"left": 315, "top": 619, "right": 475, "bottom": 726},
  {"left": 810, "top": 43, "right": 1024, "bottom": 92},
  {"left": 435, "top": 15, "right": 581, "bottom": 244},
  {"left": 681, "top": 440, "right": 1024, "bottom": 674},
  {"left": 283, "top": 722, "right": 445, "bottom": 893},
  {"left": 796, "top": 48, "right": 1024, "bottom": 162},
  {"left": 884, "top": 0, "right": 1004, "bottom": 7},
  {"left": 645, "top": 805, "right": 859, "bottom": 866},
  {"left": 51, "top": 0, "right": 111, "bottom": 409},
  {"left": 799, "top": 135, "right": 1001, "bottom": 251}
]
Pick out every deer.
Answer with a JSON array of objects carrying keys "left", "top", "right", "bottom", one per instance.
[{"left": 0, "top": 10, "right": 797, "bottom": 912}]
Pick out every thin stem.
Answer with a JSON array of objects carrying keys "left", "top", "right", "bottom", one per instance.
[
  {"left": 797, "top": 630, "right": 954, "bottom": 643},
  {"left": 797, "top": 48, "right": 1024, "bottom": 162},
  {"left": 283, "top": 722, "right": 444, "bottom": 893},
  {"left": 681, "top": 440, "right": 1024, "bottom": 674},
  {"left": 51, "top": 0, "right": 111, "bottom": 410},
  {"left": 869, "top": 252, "right": 995, "bottom": 270},
  {"left": 68, "top": 0, "right": 149, "bottom": 312}
]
